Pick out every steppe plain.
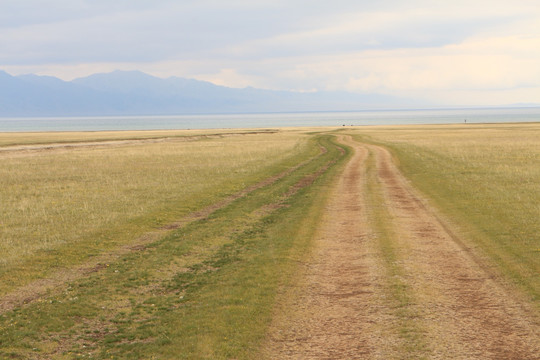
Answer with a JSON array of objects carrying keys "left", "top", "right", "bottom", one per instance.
[{"left": 0, "top": 123, "right": 538, "bottom": 359}]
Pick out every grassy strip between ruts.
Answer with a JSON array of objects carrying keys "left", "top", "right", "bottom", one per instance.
[
  {"left": 0, "top": 134, "right": 347, "bottom": 359},
  {"left": 351, "top": 123, "right": 540, "bottom": 309},
  {"left": 363, "top": 146, "right": 429, "bottom": 359}
]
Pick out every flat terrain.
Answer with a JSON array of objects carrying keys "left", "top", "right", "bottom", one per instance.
[
  {"left": 263, "top": 135, "right": 539, "bottom": 359},
  {"left": 0, "top": 130, "right": 345, "bottom": 358},
  {"left": 1, "top": 124, "right": 538, "bottom": 359}
]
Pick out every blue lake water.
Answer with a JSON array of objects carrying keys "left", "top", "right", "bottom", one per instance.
[{"left": 0, "top": 107, "right": 539, "bottom": 132}]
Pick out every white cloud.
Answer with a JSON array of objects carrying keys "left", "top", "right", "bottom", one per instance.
[
  {"left": 252, "top": 34, "right": 540, "bottom": 104},
  {"left": 1, "top": 0, "right": 540, "bottom": 105}
]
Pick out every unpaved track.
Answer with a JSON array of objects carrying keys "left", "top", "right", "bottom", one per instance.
[
  {"left": 372, "top": 144, "right": 540, "bottom": 359},
  {"left": 263, "top": 135, "right": 401, "bottom": 359},
  {"left": 264, "top": 136, "right": 540, "bottom": 359}
]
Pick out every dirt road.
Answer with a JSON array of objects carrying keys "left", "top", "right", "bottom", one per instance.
[{"left": 263, "top": 135, "right": 540, "bottom": 359}]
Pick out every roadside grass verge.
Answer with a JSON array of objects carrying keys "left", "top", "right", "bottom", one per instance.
[
  {"left": 351, "top": 123, "right": 540, "bottom": 307},
  {"left": 0, "top": 135, "right": 347, "bottom": 359},
  {"left": 0, "top": 131, "right": 314, "bottom": 294}
]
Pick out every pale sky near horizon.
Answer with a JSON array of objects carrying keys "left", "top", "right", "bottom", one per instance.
[{"left": 1, "top": 0, "right": 539, "bottom": 106}]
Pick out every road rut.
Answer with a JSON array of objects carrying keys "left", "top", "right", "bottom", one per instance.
[{"left": 263, "top": 135, "right": 539, "bottom": 359}]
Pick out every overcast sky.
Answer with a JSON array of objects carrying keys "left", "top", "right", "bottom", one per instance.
[{"left": 1, "top": 0, "right": 539, "bottom": 106}]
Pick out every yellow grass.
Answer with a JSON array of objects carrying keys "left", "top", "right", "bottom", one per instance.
[
  {"left": 0, "top": 129, "right": 275, "bottom": 147},
  {"left": 0, "top": 131, "right": 311, "bottom": 269}
]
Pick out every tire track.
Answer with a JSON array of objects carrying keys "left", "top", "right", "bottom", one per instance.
[
  {"left": 263, "top": 136, "right": 539, "bottom": 359},
  {"left": 263, "top": 136, "right": 400, "bottom": 359},
  {"left": 370, "top": 144, "right": 540, "bottom": 359}
]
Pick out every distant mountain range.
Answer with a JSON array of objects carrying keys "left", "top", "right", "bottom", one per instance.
[{"left": 1, "top": 69, "right": 424, "bottom": 116}]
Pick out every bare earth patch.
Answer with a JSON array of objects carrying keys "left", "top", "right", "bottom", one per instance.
[{"left": 263, "top": 136, "right": 540, "bottom": 359}]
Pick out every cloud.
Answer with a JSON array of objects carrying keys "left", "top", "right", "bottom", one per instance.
[
  {"left": 2, "top": 0, "right": 527, "bottom": 64},
  {"left": 1, "top": 0, "right": 539, "bottom": 105},
  {"left": 0, "top": 0, "right": 321, "bottom": 64},
  {"left": 181, "top": 34, "right": 540, "bottom": 105}
]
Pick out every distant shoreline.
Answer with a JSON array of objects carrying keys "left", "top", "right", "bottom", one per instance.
[{"left": 1, "top": 107, "right": 539, "bottom": 132}]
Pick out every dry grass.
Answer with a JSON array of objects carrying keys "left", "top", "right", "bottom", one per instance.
[
  {"left": 0, "top": 131, "right": 309, "bottom": 270},
  {"left": 0, "top": 128, "right": 276, "bottom": 147}
]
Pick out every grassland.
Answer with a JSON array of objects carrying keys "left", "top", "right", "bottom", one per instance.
[
  {"left": 0, "top": 129, "right": 276, "bottom": 147},
  {"left": 0, "top": 130, "right": 315, "bottom": 291},
  {"left": 0, "top": 129, "right": 348, "bottom": 358},
  {"left": 350, "top": 123, "right": 540, "bottom": 304},
  {"left": 1, "top": 123, "right": 538, "bottom": 358}
]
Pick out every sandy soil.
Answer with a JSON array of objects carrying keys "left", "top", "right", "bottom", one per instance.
[{"left": 263, "top": 136, "right": 540, "bottom": 359}]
